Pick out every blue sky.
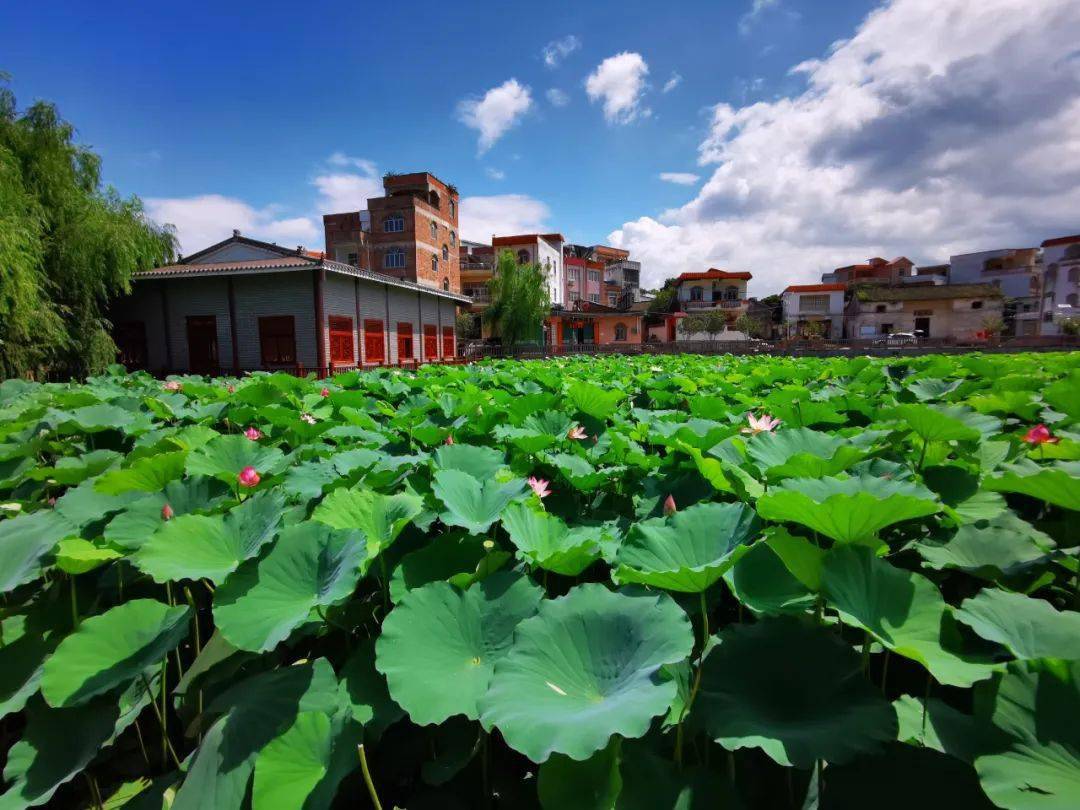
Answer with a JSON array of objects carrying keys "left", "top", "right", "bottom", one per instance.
[{"left": 4, "top": 0, "right": 1079, "bottom": 294}]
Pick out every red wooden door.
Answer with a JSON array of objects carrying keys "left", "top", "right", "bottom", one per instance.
[
  {"left": 397, "top": 323, "right": 414, "bottom": 361},
  {"left": 186, "top": 316, "right": 218, "bottom": 375},
  {"left": 423, "top": 325, "right": 438, "bottom": 359},
  {"left": 441, "top": 326, "right": 455, "bottom": 359},
  {"left": 363, "top": 319, "right": 385, "bottom": 364}
]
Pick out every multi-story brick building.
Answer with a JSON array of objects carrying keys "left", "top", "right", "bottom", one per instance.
[{"left": 325, "top": 172, "right": 461, "bottom": 294}]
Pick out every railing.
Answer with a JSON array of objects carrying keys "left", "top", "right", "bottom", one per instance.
[{"left": 684, "top": 298, "right": 747, "bottom": 310}]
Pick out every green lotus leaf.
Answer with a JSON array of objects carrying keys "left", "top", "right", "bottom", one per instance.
[
  {"left": 94, "top": 451, "right": 187, "bottom": 494},
  {"left": 338, "top": 638, "right": 403, "bottom": 738},
  {"left": 891, "top": 403, "right": 1002, "bottom": 442},
  {"left": 694, "top": 617, "right": 895, "bottom": 767},
  {"left": 251, "top": 710, "right": 362, "bottom": 810},
  {"left": 0, "top": 632, "right": 55, "bottom": 721},
  {"left": 103, "top": 477, "right": 228, "bottom": 550},
  {"left": 544, "top": 452, "right": 620, "bottom": 492},
  {"left": 1043, "top": 372, "right": 1080, "bottom": 420},
  {"left": 172, "top": 659, "right": 339, "bottom": 810},
  {"left": 281, "top": 461, "right": 338, "bottom": 502},
  {"left": 974, "top": 660, "right": 1080, "bottom": 810},
  {"left": 615, "top": 741, "right": 741, "bottom": 810},
  {"left": 823, "top": 744, "right": 996, "bottom": 809},
  {"left": 213, "top": 523, "right": 367, "bottom": 652},
  {"left": 389, "top": 532, "right": 499, "bottom": 603},
  {"left": 51, "top": 477, "right": 143, "bottom": 529},
  {"left": 501, "top": 501, "right": 603, "bottom": 576},
  {"left": 538, "top": 737, "right": 622, "bottom": 810},
  {"left": 567, "top": 381, "right": 623, "bottom": 421},
  {"left": 54, "top": 537, "right": 122, "bottom": 575},
  {"left": 756, "top": 475, "right": 940, "bottom": 545},
  {"left": 922, "top": 464, "right": 1007, "bottom": 525},
  {"left": 132, "top": 490, "right": 286, "bottom": 584},
  {"left": 375, "top": 572, "right": 543, "bottom": 725},
  {"left": 906, "top": 377, "right": 963, "bottom": 401},
  {"left": 985, "top": 460, "right": 1080, "bottom": 511},
  {"left": 893, "top": 695, "right": 985, "bottom": 762},
  {"left": 0, "top": 511, "right": 79, "bottom": 593},
  {"left": 746, "top": 427, "right": 863, "bottom": 480},
  {"left": 432, "top": 469, "right": 526, "bottom": 534},
  {"left": 52, "top": 403, "right": 139, "bottom": 433},
  {"left": 479, "top": 584, "right": 694, "bottom": 763},
  {"left": 24, "top": 449, "right": 120, "bottom": 485},
  {"left": 41, "top": 599, "right": 190, "bottom": 708},
  {"left": 185, "top": 434, "right": 288, "bottom": 483},
  {"left": 421, "top": 717, "right": 484, "bottom": 787},
  {"left": 311, "top": 486, "right": 422, "bottom": 557},
  {"left": 614, "top": 501, "right": 761, "bottom": 592},
  {"left": 763, "top": 526, "right": 825, "bottom": 591},
  {"left": 916, "top": 513, "right": 1055, "bottom": 579},
  {"left": 433, "top": 443, "right": 506, "bottom": 479},
  {"left": 822, "top": 546, "right": 997, "bottom": 687},
  {"left": 954, "top": 589, "right": 1080, "bottom": 661},
  {"left": 493, "top": 424, "right": 559, "bottom": 454},
  {"left": 723, "top": 541, "right": 815, "bottom": 615}
]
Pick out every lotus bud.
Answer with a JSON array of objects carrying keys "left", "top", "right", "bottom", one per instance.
[
  {"left": 237, "top": 466, "right": 260, "bottom": 488},
  {"left": 161, "top": 503, "right": 174, "bottom": 521},
  {"left": 663, "top": 494, "right": 677, "bottom": 516}
]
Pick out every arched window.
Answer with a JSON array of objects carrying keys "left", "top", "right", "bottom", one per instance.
[
  {"left": 689, "top": 286, "right": 703, "bottom": 301},
  {"left": 429, "top": 190, "right": 440, "bottom": 209},
  {"left": 517, "top": 249, "right": 530, "bottom": 265},
  {"left": 1069, "top": 267, "right": 1080, "bottom": 284},
  {"left": 450, "top": 230, "right": 456, "bottom": 246},
  {"left": 614, "top": 323, "right": 628, "bottom": 341},
  {"left": 384, "top": 248, "right": 405, "bottom": 269},
  {"left": 724, "top": 286, "right": 738, "bottom": 301},
  {"left": 443, "top": 278, "right": 450, "bottom": 292},
  {"left": 383, "top": 214, "right": 404, "bottom": 233},
  {"left": 430, "top": 221, "right": 437, "bottom": 240},
  {"left": 442, "top": 244, "right": 449, "bottom": 261},
  {"left": 971, "top": 300, "right": 984, "bottom": 310},
  {"left": 431, "top": 255, "right": 439, "bottom": 275}
]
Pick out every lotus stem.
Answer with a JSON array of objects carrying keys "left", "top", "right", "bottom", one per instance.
[
  {"left": 917, "top": 437, "right": 928, "bottom": 470},
  {"left": 141, "top": 673, "right": 181, "bottom": 769},
  {"left": 357, "top": 743, "right": 384, "bottom": 810},
  {"left": 133, "top": 717, "right": 151, "bottom": 766},
  {"left": 83, "top": 771, "right": 103, "bottom": 810},
  {"left": 675, "top": 591, "right": 710, "bottom": 768},
  {"left": 880, "top": 650, "right": 891, "bottom": 696},
  {"left": 70, "top": 576, "right": 79, "bottom": 629},
  {"left": 160, "top": 659, "right": 168, "bottom": 765}
]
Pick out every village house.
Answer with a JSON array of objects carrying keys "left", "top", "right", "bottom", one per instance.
[
  {"left": 1039, "top": 234, "right": 1080, "bottom": 335},
  {"left": 490, "top": 233, "right": 566, "bottom": 307},
  {"left": 112, "top": 232, "right": 468, "bottom": 375},
  {"left": 948, "top": 247, "right": 1043, "bottom": 336},
  {"left": 546, "top": 301, "right": 645, "bottom": 347},
  {"left": 844, "top": 283, "right": 1003, "bottom": 340},
  {"left": 780, "top": 283, "right": 847, "bottom": 339}
]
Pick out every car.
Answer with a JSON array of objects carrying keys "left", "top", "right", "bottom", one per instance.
[{"left": 873, "top": 331, "right": 922, "bottom": 346}]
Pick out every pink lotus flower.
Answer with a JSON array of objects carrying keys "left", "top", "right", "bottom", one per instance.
[
  {"left": 300, "top": 413, "right": 317, "bottom": 425},
  {"left": 237, "top": 466, "right": 260, "bottom": 488},
  {"left": 444, "top": 435, "right": 455, "bottom": 445},
  {"left": 227, "top": 384, "right": 236, "bottom": 394},
  {"left": 663, "top": 494, "right": 677, "bottom": 516},
  {"left": 527, "top": 477, "right": 552, "bottom": 499},
  {"left": 741, "top": 413, "right": 781, "bottom": 435},
  {"left": 163, "top": 381, "right": 182, "bottom": 392},
  {"left": 567, "top": 425, "right": 588, "bottom": 441},
  {"left": 244, "top": 426, "right": 262, "bottom": 441},
  {"left": 320, "top": 387, "right": 330, "bottom": 397},
  {"left": 1023, "top": 424, "right": 1059, "bottom": 445},
  {"left": 161, "top": 503, "right": 174, "bottom": 521}
]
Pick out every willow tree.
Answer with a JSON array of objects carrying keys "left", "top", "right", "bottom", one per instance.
[
  {"left": 0, "top": 81, "right": 176, "bottom": 379},
  {"left": 483, "top": 249, "right": 551, "bottom": 347}
]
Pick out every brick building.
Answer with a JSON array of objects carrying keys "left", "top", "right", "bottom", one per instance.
[
  {"left": 112, "top": 232, "right": 467, "bottom": 375},
  {"left": 325, "top": 172, "right": 461, "bottom": 294}
]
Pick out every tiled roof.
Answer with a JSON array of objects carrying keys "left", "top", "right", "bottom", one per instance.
[
  {"left": 136, "top": 257, "right": 316, "bottom": 276},
  {"left": 856, "top": 283, "right": 1002, "bottom": 302},
  {"left": 492, "top": 233, "right": 566, "bottom": 246},
  {"left": 784, "top": 283, "right": 846, "bottom": 293},
  {"left": 677, "top": 270, "right": 753, "bottom": 282}
]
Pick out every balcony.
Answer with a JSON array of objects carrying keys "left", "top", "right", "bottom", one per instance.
[{"left": 685, "top": 298, "right": 747, "bottom": 310}]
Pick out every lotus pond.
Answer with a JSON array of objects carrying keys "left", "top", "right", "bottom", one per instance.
[{"left": 1, "top": 352, "right": 1079, "bottom": 809}]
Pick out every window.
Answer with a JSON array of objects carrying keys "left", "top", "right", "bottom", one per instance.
[
  {"left": 614, "top": 323, "right": 628, "bottom": 341},
  {"left": 396, "top": 322, "right": 414, "bottom": 360},
  {"left": 608, "top": 294, "right": 618, "bottom": 306},
  {"left": 431, "top": 255, "right": 439, "bottom": 275},
  {"left": 442, "top": 244, "right": 449, "bottom": 261},
  {"left": 799, "top": 295, "right": 829, "bottom": 313},
  {"left": 1069, "top": 267, "right": 1080, "bottom": 283},
  {"left": 588, "top": 293, "right": 600, "bottom": 303},
  {"left": 881, "top": 323, "right": 893, "bottom": 335},
  {"left": 517, "top": 249, "right": 530, "bottom": 265},
  {"left": 588, "top": 270, "right": 601, "bottom": 282},
  {"left": 442, "top": 326, "right": 455, "bottom": 357},
  {"left": 430, "top": 221, "right": 437, "bottom": 240},
  {"left": 328, "top": 316, "right": 354, "bottom": 365},
  {"left": 259, "top": 316, "right": 296, "bottom": 365},
  {"left": 384, "top": 248, "right": 405, "bottom": 269},
  {"left": 347, "top": 252, "right": 359, "bottom": 268},
  {"left": 971, "top": 300, "right": 984, "bottom": 310},
  {"left": 875, "top": 304, "right": 887, "bottom": 313},
  {"left": 428, "top": 190, "right": 440, "bottom": 209},
  {"left": 442, "top": 277, "right": 450, "bottom": 291},
  {"left": 450, "top": 231, "right": 456, "bottom": 246},
  {"left": 569, "top": 268, "right": 580, "bottom": 281},
  {"left": 450, "top": 200, "right": 456, "bottom": 219},
  {"left": 423, "top": 324, "right": 438, "bottom": 359},
  {"left": 363, "top": 319, "right": 385, "bottom": 364},
  {"left": 1067, "top": 293, "right": 1079, "bottom": 307},
  {"left": 1065, "top": 244, "right": 1080, "bottom": 260},
  {"left": 689, "top": 286, "right": 704, "bottom": 301},
  {"left": 383, "top": 214, "right": 404, "bottom": 233},
  {"left": 724, "top": 286, "right": 738, "bottom": 301}
]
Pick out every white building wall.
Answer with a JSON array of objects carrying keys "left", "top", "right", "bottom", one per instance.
[{"left": 1042, "top": 241, "right": 1080, "bottom": 335}]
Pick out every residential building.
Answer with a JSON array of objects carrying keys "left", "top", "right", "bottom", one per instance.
[
  {"left": 949, "top": 248, "right": 1043, "bottom": 336},
  {"left": 459, "top": 240, "right": 495, "bottom": 309},
  {"left": 491, "top": 233, "right": 566, "bottom": 307},
  {"left": 325, "top": 171, "right": 461, "bottom": 294},
  {"left": 781, "top": 283, "right": 847, "bottom": 339},
  {"left": 673, "top": 269, "right": 752, "bottom": 314},
  {"left": 821, "top": 257, "right": 915, "bottom": 286},
  {"left": 604, "top": 258, "right": 644, "bottom": 303},
  {"left": 546, "top": 301, "right": 644, "bottom": 346},
  {"left": 564, "top": 256, "right": 606, "bottom": 305},
  {"left": 845, "top": 283, "right": 1003, "bottom": 340},
  {"left": 1038, "top": 235, "right": 1080, "bottom": 335},
  {"left": 111, "top": 232, "right": 467, "bottom": 374}
]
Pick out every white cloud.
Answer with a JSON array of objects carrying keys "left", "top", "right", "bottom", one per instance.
[
  {"left": 546, "top": 88, "right": 570, "bottom": 107},
  {"left": 457, "top": 79, "right": 533, "bottom": 153},
  {"left": 739, "top": 0, "right": 782, "bottom": 35},
  {"left": 312, "top": 155, "right": 382, "bottom": 214},
  {"left": 542, "top": 35, "right": 581, "bottom": 68},
  {"left": 609, "top": 0, "right": 1080, "bottom": 295},
  {"left": 145, "top": 195, "right": 319, "bottom": 256},
  {"left": 662, "top": 73, "right": 682, "bottom": 93},
  {"left": 659, "top": 172, "right": 701, "bottom": 185},
  {"left": 485, "top": 167, "right": 506, "bottom": 181},
  {"left": 585, "top": 52, "right": 650, "bottom": 125},
  {"left": 459, "top": 194, "right": 551, "bottom": 243}
]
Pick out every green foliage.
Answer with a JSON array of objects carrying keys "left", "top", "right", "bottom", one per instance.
[
  {"left": 0, "top": 82, "right": 176, "bottom": 379},
  {"left": 678, "top": 310, "right": 729, "bottom": 338},
  {"left": 482, "top": 248, "right": 551, "bottom": 346},
  {"left": 0, "top": 352, "right": 1077, "bottom": 808}
]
